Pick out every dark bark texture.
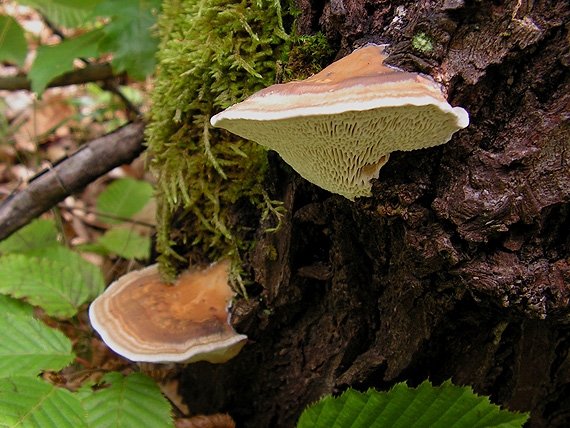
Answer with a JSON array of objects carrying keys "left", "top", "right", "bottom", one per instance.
[{"left": 178, "top": 1, "right": 570, "bottom": 427}]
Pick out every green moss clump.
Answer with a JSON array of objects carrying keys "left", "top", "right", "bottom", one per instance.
[
  {"left": 284, "top": 32, "right": 336, "bottom": 81},
  {"left": 411, "top": 31, "right": 433, "bottom": 53},
  {"left": 145, "top": 0, "right": 290, "bottom": 280}
]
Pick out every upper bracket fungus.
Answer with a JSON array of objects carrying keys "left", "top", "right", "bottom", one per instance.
[
  {"left": 89, "top": 261, "right": 247, "bottom": 364},
  {"left": 211, "top": 44, "right": 469, "bottom": 200}
]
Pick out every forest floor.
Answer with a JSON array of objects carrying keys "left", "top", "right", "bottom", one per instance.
[{"left": 0, "top": 2, "right": 199, "bottom": 423}]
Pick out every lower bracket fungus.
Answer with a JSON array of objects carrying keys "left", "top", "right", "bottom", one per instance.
[
  {"left": 89, "top": 261, "right": 247, "bottom": 364},
  {"left": 211, "top": 44, "right": 469, "bottom": 200}
]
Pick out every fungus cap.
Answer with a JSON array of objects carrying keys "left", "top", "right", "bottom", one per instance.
[
  {"left": 211, "top": 44, "right": 469, "bottom": 200},
  {"left": 89, "top": 261, "right": 247, "bottom": 363}
]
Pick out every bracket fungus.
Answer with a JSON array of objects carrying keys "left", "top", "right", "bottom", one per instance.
[
  {"left": 89, "top": 261, "right": 247, "bottom": 363},
  {"left": 211, "top": 44, "right": 469, "bottom": 200}
]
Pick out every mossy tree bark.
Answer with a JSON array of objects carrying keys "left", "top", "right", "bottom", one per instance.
[{"left": 175, "top": 1, "right": 570, "bottom": 427}]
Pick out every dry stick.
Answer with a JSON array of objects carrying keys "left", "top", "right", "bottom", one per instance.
[
  {"left": 0, "top": 63, "right": 116, "bottom": 91},
  {"left": 0, "top": 121, "right": 146, "bottom": 241},
  {"left": 59, "top": 204, "right": 156, "bottom": 228}
]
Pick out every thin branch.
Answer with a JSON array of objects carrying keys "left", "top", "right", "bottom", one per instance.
[
  {"left": 101, "top": 79, "right": 142, "bottom": 119},
  {"left": 0, "top": 63, "right": 117, "bottom": 91},
  {"left": 59, "top": 203, "right": 156, "bottom": 228},
  {"left": 0, "top": 121, "right": 147, "bottom": 241}
]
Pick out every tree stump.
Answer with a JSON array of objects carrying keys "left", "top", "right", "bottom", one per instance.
[{"left": 176, "top": 1, "right": 570, "bottom": 426}]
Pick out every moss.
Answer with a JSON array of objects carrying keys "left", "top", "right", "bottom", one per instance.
[
  {"left": 145, "top": 0, "right": 291, "bottom": 281},
  {"left": 284, "top": 32, "right": 336, "bottom": 81},
  {"left": 411, "top": 32, "right": 433, "bottom": 53}
]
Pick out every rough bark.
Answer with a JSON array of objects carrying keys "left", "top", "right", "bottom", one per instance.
[{"left": 177, "top": 1, "right": 570, "bottom": 427}]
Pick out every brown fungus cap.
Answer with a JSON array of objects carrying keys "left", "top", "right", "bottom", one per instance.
[
  {"left": 89, "top": 261, "right": 247, "bottom": 363},
  {"left": 211, "top": 44, "right": 469, "bottom": 200}
]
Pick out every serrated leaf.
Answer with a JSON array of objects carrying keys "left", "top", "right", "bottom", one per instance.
[
  {"left": 27, "top": 246, "right": 105, "bottom": 300},
  {"left": 93, "top": 0, "right": 160, "bottom": 79},
  {"left": 0, "top": 376, "right": 88, "bottom": 427},
  {"left": 75, "top": 381, "right": 96, "bottom": 402},
  {"left": 0, "top": 15, "right": 27, "bottom": 68},
  {"left": 0, "top": 219, "right": 59, "bottom": 254},
  {"left": 297, "top": 380, "right": 529, "bottom": 428},
  {"left": 17, "top": 0, "right": 104, "bottom": 28},
  {"left": 0, "top": 221, "right": 104, "bottom": 300},
  {"left": 0, "top": 311, "right": 74, "bottom": 377},
  {"left": 96, "top": 177, "right": 154, "bottom": 224},
  {"left": 0, "top": 254, "right": 91, "bottom": 318},
  {"left": 28, "top": 29, "right": 105, "bottom": 96},
  {"left": 0, "top": 294, "right": 34, "bottom": 318},
  {"left": 82, "top": 372, "right": 174, "bottom": 428},
  {"left": 98, "top": 228, "right": 151, "bottom": 260}
]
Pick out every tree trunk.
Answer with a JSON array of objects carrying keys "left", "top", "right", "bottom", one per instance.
[{"left": 177, "top": 1, "right": 570, "bottom": 426}]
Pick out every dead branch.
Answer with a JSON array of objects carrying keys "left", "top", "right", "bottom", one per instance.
[
  {"left": 0, "top": 63, "right": 116, "bottom": 92},
  {"left": 0, "top": 121, "right": 146, "bottom": 241}
]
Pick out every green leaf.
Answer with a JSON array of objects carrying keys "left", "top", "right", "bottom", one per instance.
[
  {"left": 0, "top": 254, "right": 91, "bottom": 318},
  {"left": 82, "top": 372, "right": 174, "bottom": 428},
  {"left": 28, "top": 29, "right": 105, "bottom": 96},
  {"left": 96, "top": 177, "right": 154, "bottom": 224},
  {"left": 98, "top": 228, "right": 151, "bottom": 260},
  {"left": 0, "top": 295, "right": 34, "bottom": 318},
  {"left": 0, "top": 15, "right": 27, "bottom": 68},
  {"left": 75, "top": 381, "right": 96, "bottom": 402},
  {"left": 297, "top": 381, "right": 529, "bottom": 428},
  {"left": 0, "top": 219, "right": 59, "bottom": 254},
  {"left": 0, "top": 310, "right": 74, "bottom": 377},
  {"left": 93, "top": 0, "right": 161, "bottom": 79},
  {"left": 0, "top": 221, "right": 105, "bottom": 301},
  {"left": 27, "top": 246, "right": 105, "bottom": 300},
  {"left": 17, "top": 0, "right": 104, "bottom": 28},
  {"left": 0, "top": 376, "right": 88, "bottom": 427}
]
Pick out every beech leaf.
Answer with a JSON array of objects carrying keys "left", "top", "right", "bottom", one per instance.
[
  {"left": 0, "top": 219, "right": 59, "bottom": 254},
  {"left": 16, "top": 0, "right": 104, "bottom": 28},
  {"left": 0, "top": 376, "right": 87, "bottom": 428},
  {"left": 97, "top": 228, "right": 151, "bottom": 260},
  {"left": 93, "top": 0, "right": 161, "bottom": 80},
  {"left": 0, "top": 254, "right": 91, "bottom": 317},
  {"left": 0, "top": 295, "right": 34, "bottom": 318},
  {"left": 0, "top": 15, "right": 27, "bottom": 68},
  {"left": 297, "top": 380, "right": 529, "bottom": 428},
  {"left": 0, "top": 306, "right": 74, "bottom": 377},
  {"left": 27, "top": 246, "right": 105, "bottom": 300},
  {"left": 96, "top": 177, "right": 153, "bottom": 224},
  {"left": 82, "top": 372, "right": 174, "bottom": 428},
  {"left": 29, "top": 29, "right": 105, "bottom": 96}
]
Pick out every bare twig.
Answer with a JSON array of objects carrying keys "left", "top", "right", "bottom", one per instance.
[
  {"left": 0, "top": 63, "right": 117, "bottom": 92},
  {"left": 59, "top": 203, "right": 156, "bottom": 228},
  {"left": 0, "top": 121, "right": 147, "bottom": 241},
  {"left": 101, "top": 79, "right": 142, "bottom": 119}
]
